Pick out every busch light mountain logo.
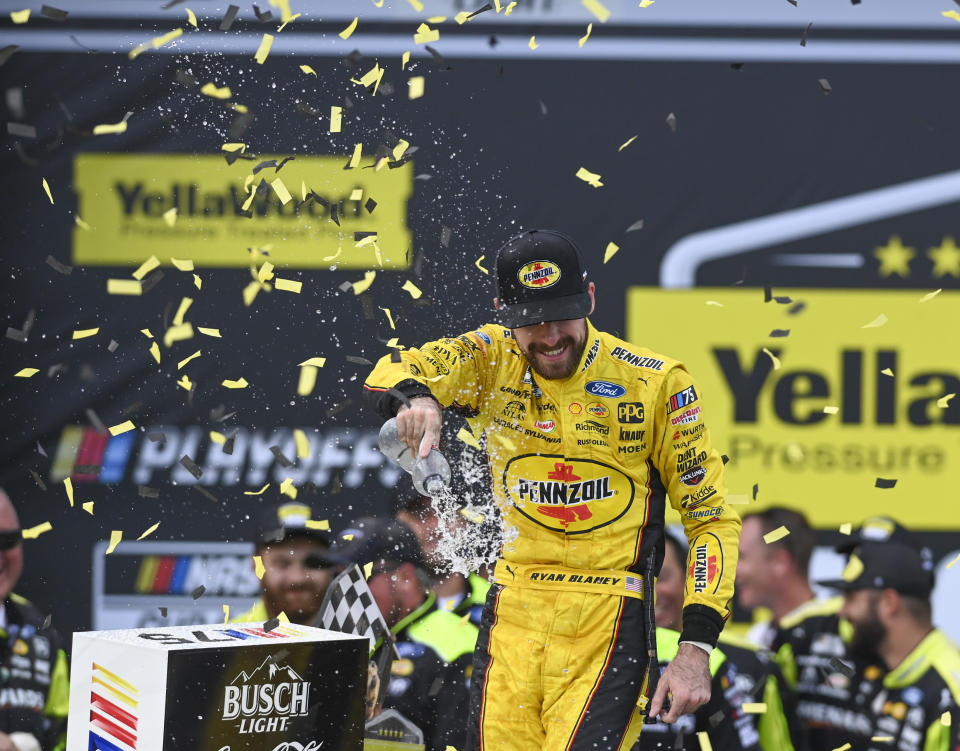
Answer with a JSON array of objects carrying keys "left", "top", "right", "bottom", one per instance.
[
  {"left": 222, "top": 657, "right": 310, "bottom": 734},
  {"left": 584, "top": 380, "right": 627, "bottom": 399}
]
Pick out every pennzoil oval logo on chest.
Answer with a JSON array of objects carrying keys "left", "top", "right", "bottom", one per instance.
[
  {"left": 517, "top": 260, "right": 561, "bottom": 289},
  {"left": 503, "top": 454, "right": 635, "bottom": 534}
]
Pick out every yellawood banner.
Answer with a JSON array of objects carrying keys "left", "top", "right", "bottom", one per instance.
[
  {"left": 73, "top": 153, "right": 413, "bottom": 269},
  {"left": 627, "top": 288, "right": 959, "bottom": 528}
]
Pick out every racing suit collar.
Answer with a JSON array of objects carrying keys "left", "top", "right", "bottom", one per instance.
[{"left": 573, "top": 319, "right": 600, "bottom": 374}]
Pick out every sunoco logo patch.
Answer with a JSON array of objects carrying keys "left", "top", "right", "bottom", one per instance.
[
  {"left": 517, "top": 260, "right": 561, "bottom": 289},
  {"left": 503, "top": 454, "right": 636, "bottom": 534}
]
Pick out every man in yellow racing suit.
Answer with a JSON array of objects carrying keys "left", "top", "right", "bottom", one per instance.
[{"left": 364, "top": 229, "right": 741, "bottom": 751}]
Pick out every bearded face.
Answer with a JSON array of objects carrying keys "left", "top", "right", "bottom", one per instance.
[{"left": 512, "top": 318, "right": 589, "bottom": 380}]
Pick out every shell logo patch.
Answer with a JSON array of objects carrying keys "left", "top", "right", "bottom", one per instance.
[
  {"left": 503, "top": 454, "right": 636, "bottom": 534},
  {"left": 517, "top": 260, "right": 561, "bottom": 290}
]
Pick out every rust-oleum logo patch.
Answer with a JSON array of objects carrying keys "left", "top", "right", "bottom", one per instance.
[
  {"left": 503, "top": 455, "right": 635, "bottom": 534},
  {"left": 517, "top": 260, "right": 561, "bottom": 289}
]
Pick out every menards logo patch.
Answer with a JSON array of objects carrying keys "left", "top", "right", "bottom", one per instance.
[{"left": 502, "top": 455, "right": 635, "bottom": 534}]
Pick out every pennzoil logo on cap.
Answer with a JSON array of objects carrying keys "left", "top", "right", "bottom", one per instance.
[{"left": 518, "top": 260, "right": 561, "bottom": 289}]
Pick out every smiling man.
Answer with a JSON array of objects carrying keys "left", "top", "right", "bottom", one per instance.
[{"left": 364, "top": 229, "right": 742, "bottom": 751}]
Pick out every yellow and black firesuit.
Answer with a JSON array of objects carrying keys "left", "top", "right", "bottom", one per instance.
[{"left": 365, "top": 320, "right": 741, "bottom": 751}]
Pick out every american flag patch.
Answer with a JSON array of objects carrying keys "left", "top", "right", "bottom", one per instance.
[{"left": 624, "top": 576, "right": 643, "bottom": 594}]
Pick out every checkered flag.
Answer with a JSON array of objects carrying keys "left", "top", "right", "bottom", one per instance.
[{"left": 316, "top": 564, "right": 398, "bottom": 659}]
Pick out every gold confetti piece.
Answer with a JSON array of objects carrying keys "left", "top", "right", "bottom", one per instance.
[
  {"left": 920, "top": 288, "right": 942, "bottom": 303},
  {"left": 742, "top": 703, "right": 767, "bottom": 714},
  {"left": 579, "top": 23, "right": 593, "bottom": 47},
  {"left": 22, "top": 522, "right": 52, "bottom": 540},
  {"left": 294, "top": 429, "right": 310, "bottom": 459},
  {"left": 870, "top": 737, "right": 894, "bottom": 743},
  {"left": 243, "top": 280, "right": 262, "bottom": 307},
  {"left": 222, "top": 604, "right": 230, "bottom": 623},
  {"left": 528, "top": 35, "right": 538, "bottom": 49},
  {"left": 14, "top": 367, "right": 39, "bottom": 378},
  {"left": 839, "top": 522, "right": 853, "bottom": 535},
  {"left": 162, "top": 208, "right": 178, "bottom": 227},
  {"left": 947, "top": 552, "right": 960, "bottom": 569},
  {"left": 305, "top": 519, "right": 330, "bottom": 530},
  {"left": 193, "top": 274, "right": 202, "bottom": 290},
  {"left": 763, "top": 526, "right": 790, "bottom": 544},
  {"left": 618, "top": 134, "right": 639, "bottom": 151},
  {"left": 339, "top": 16, "right": 359, "bottom": 38},
  {"left": 132, "top": 255, "right": 160, "bottom": 280},
  {"left": 185, "top": 7, "right": 197, "bottom": 27},
  {"left": 942, "top": 10, "right": 960, "bottom": 22},
  {"left": 414, "top": 22, "right": 440, "bottom": 44},
  {"left": 141, "top": 329, "right": 153, "bottom": 338},
  {"left": 298, "top": 364, "right": 321, "bottom": 395},
  {"left": 257, "top": 261, "right": 275, "bottom": 283},
  {"left": 348, "top": 143, "right": 363, "bottom": 169},
  {"left": 393, "top": 139, "right": 410, "bottom": 161},
  {"left": 10, "top": 9, "right": 30, "bottom": 23},
  {"left": 861, "top": 313, "right": 888, "bottom": 329},
  {"left": 330, "top": 105, "right": 343, "bottom": 133},
  {"left": 149, "top": 341, "right": 161, "bottom": 363},
  {"left": 279, "top": 477, "right": 297, "bottom": 499},
  {"left": 210, "top": 431, "right": 226, "bottom": 444},
  {"left": 64, "top": 478, "right": 74, "bottom": 507},
  {"left": 937, "top": 393, "right": 955, "bottom": 408},
  {"left": 42, "top": 177, "right": 54, "bottom": 204},
  {"left": 275, "top": 610, "right": 289, "bottom": 623},
  {"left": 222, "top": 377, "right": 249, "bottom": 389},
  {"left": 408, "top": 75, "right": 425, "bottom": 100},
  {"left": 832, "top": 745, "right": 852, "bottom": 751},
  {"left": 455, "top": 11, "right": 471, "bottom": 23},
  {"left": 93, "top": 120, "right": 128, "bottom": 136},
  {"left": 229, "top": 103, "right": 248, "bottom": 114},
  {"left": 352, "top": 63, "right": 385, "bottom": 95},
  {"left": 245, "top": 484, "right": 271, "bottom": 496},
  {"left": 706, "top": 301, "right": 724, "bottom": 307},
  {"left": 254, "top": 555, "right": 266, "bottom": 579},
  {"left": 475, "top": 255, "right": 489, "bottom": 274},
  {"left": 386, "top": 337, "right": 401, "bottom": 349},
  {"left": 378, "top": 307, "right": 396, "bottom": 330},
  {"left": 942, "top": 711, "right": 952, "bottom": 726},
  {"left": 493, "top": 434, "right": 516, "bottom": 452},
  {"left": 363, "top": 562, "right": 374, "bottom": 579},
  {"left": 881, "top": 367, "right": 894, "bottom": 377},
  {"left": 300, "top": 64, "right": 317, "bottom": 76},
  {"left": 457, "top": 427, "right": 482, "bottom": 450},
  {"left": 172, "top": 296, "right": 193, "bottom": 326},
  {"left": 349, "top": 188, "right": 363, "bottom": 202},
  {"left": 504, "top": 1, "right": 517, "bottom": 12},
  {"left": 575, "top": 167, "right": 604, "bottom": 187},
  {"left": 170, "top": 257, "right": 193, "bottom": 271},
  {"left": 137, "top": 522, "right": 160, "bottom": 541},
  {"left": 82, "top": 502, "right": 94, "bottom": 514},
  {"left": 105, "top": 530, "right": 123, "bottom": 555},
  {"left": 177, "top": 350, "right": 201, "bottom": 370},
  {"left": 582, "top": 0, "right": 611, "bottom": 22},
  {"left": 402, "top": 280, "right": 423, "bottom": 299},
  {"left": 176, "top": 375, "right": 193, "bottom": 391},
  {"left": 109, "top": 421, "right": 136, "bottom": 436},
  {"left": 107, "top": 278, "right": 143, "bottom": 296},
  {"left": 201, "top": 82, "right": 232, "bottom": 99},
  {"left": 275, "top": 278, "right": 303, "bottom": 293},
  {"left": 276, "top": 12, "right": 300, "bottom": 31},
  {"left": 639, "top": 0, "right": 655, "bottom": 6},
  {"left": 401, "top": 51, "right": 410, "bottom": 70},
  {"left": 221, "top": 142, "right": 247, "bottom": 152},
  {"left": 352, "top": 270, "right": 376, "bottom": 295},
  {"left": 299, "top": 357, "right": 327, "bottom": 368},
  {"left": 75, "top": 215, "right": 91, "bottom": 230},
  {"left": 271, "top": 178, "right": 293, "bottom": 205},
  {"left": 842, "top": 554, "right": 864, "bottom": 582},
  {"left": 603, "top": 242, "right": 620, "bottom": 264},
  {"left": 696, "top": 732, "right": 713, "bottom": 751},
  {"left": 72, "top": 327, "right": 99, "bottom": 340},
  {"left": 460, "top": 508, "right": 485, "bottom": 525},
  {"left": 762, "top": 347, "right": 781, "bottom": 370},
  {"left": 823, "top": 405, "right": 839, "bottom": 414},
  {"left": 254, "top": 33, "right": 274, "bottom": 64},
  {"left": 342, "top": 533, "right": 355, "bottom": 541}
]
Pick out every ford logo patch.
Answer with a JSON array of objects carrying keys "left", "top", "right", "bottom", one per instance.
[{"left": 585, "top": 380, "right": 626, "bottom": 398}]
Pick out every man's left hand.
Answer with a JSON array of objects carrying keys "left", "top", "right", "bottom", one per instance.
[{"left": 648, "top": 642, "right": 711, "bottom": 723}]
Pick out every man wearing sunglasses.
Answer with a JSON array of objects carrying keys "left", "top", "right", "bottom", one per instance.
[{"left": 0, "top": 488, "right": 69, "bottom": 751}]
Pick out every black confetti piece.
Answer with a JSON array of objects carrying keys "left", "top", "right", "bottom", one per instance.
[
  {"left": 74, "top": 464, "right": 101, "bottom": 475},
  {"left": 269, "top": 446, "right": 293, "bottom": 467},
  {"left": 122, "top": 401, "right": 144, "bottom": 417},
  {"left": 625, "top": 219, "right": 645, "bottom": 233},
  {"left": 354, "top": 231, "right": 377, "bottom": 242},
  {"left": 179, "top": 455, "right": 203, "bottom": 479},
  {"left": 829, "top": 657, "right": 856, "bottom": 678},
  {"left": 365, "top": 197, "right": 377, "bottom": 214},
  {"left": 789, "top": 301, "right": 807, "bottom": 315},
  {"left": 338, "top": 281, "right": 353, "bottom": 293},
  {"left": 785, "top": 0, "right": 797, "bottom": 5},
  {"left": 0, "top": 46, "right": 19, "bottom": 67},
  {"left": 36, "top": 440, "right": 46, "bottom": 457},
  {"left": 467, "top": 3, "right": 493, "bottom": 19},
  {"left": 223, "top": 431, "right": 238, "bottom": 456},
  {"left": 346, "top": 355, "right": 373, "bottom": 365},
  {"left": 14, "top": 142, "right": 38, "bottom": 167},
  {"left": 41, "top": 614, "right": 52, "bottom": 630},
  {"left": 764, "top": 286, "right": 772, "bottom": 302},
  {"left": 330, "top": 203, "right": 340, "bottom": 226},
  {"left": 538, "top": 99, "right": 548, "bottom": 117},
  {"left": 275, "top": 156, "right": 295, "bottom": 172},
  {"left": 325, "top": 399, "right": 352, "bottom": 418},
  {"left": 800, "top": 22, "right": 812, "bottom": 46},
  {"left": 40, "top": 5, "right": 69, "bottom": 20},
  {"left": 195, "top": 486, "right": 218, "bottom": 503},
  {"left": 85, "top": 408, "right": 107, "bottom": 435},
  {"left": 29, "top": 470, "right": 47, "bottom": 491},
  {"left": 774, "top": 296, "right": 793, "bottom": 304},
  {"left": 730, "top": 63, "right": 745, "bottom": 71},
  {"left": 428, "top": 676, "right": 444, "bottom": 696},
  {"left": 138, "top": 486, "right": 160, "bottom": 498},
  {"left": 263, "top": 617, "right": 280, "bottom": 633},
  {"left": 252, "top": 4, "right": 273, "bottom": 22},
  {"left": 219, "top": 5, "right": 239, "bottom": 30},
  {"left": 665, "top": 113, "right": 678, "bottom": 134},
  {"left": 721, "top": 454, "right": 730, "bottom": 465},
  {"left": 68, "top": 35, "right": 99, "bottom": 52},
  {"left": 818, "top": 78, "right": 832, "bottom": 94},
  {"left": 769, "top": 329, "right": 790, "bottom": 338},
  {"left": 440, "top": 226, "right": 453, "bottom": 247},
  {"left": 708, "top": 711, "right": 725, "bottom": 727},
  {"left": 253, "top": 159, "right": 279, "bottom": 174},
  {"left": 175, "top": 69, "right": 198, "bottom": 87},
  {"left": 141, "top": 269, "right": 165, "bottom": 294},
  {"left": 424, "top": 45, "right": 450, "bottom": 69},
  {"left": 45, "top": 255, "right": 72, "bottom": 274},
  {"left": 147, "top": 432, "right": 166, "bottom": 444},
  {"left": 159, "top": 607, "right": 167, "bottom": 617},
  {"left": 390, "top": 350, "right": 402, "bottom": 363},
  {"left": 752, "top": 483, "right": 759, "bottom": 500},
  {"left": 875, "top": 477, "right": 897, "bottom": 489},
  {"left": 107, "top": 339, "right": 119, "bottom": 352},
  {"left": 191, "top": 585, "right": 206, "bottom": 600},
  {"left": 5, "top": 328, "right": 26, "bottom": 343},
  {"left": 7, "top": 122, "right": 36, "bottom": 138}
]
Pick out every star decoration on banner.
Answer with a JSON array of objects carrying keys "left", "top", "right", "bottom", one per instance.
[
  {"left": 874, "top": 235, "right": 915, "bottom": 278},
  {"left": 927, "top": 236, "right": 960, "bottom": 278}
]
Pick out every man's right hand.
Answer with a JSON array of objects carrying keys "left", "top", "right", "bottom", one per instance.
[{"left": 396, "top": 396, "right": 443, "bottom": 459}]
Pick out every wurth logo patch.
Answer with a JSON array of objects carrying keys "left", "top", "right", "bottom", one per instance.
[{"left": 690, "top": 544, "right": 718, "bottom": 593}]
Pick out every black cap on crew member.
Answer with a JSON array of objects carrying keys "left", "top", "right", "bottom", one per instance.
[{"left": 495, "top": 229, "right": 591, "bottom": 328}]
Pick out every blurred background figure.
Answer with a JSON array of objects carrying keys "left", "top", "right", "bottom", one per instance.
[
  {"left": 0, "top": 489, "right": 69, "bottom": 751},
  {"left": 819, "top": 520, "right": 960, "bottom": 751},
  {"left": 335, "top": 517, "right": 476, "bottom": 751},
  {"left": 639, "top": 531, "right": 794, "bottom": 751},
  {"left": 234, "top": 501, "right": 337, "bottom": 625}
]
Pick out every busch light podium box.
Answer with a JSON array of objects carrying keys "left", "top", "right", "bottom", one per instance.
[{"left": 66, "top": 622, "right": 368, "bottom": 751}]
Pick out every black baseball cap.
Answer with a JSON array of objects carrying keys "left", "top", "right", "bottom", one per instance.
[
  {"left": 835, "top": 515, "right": 919, "bottom": 554},
  {"left": 257, "top": 501, "right": 334, "bottom": 549},
  {"left": 332, "top": 518, "right": 426, "bottom": 574},
  {"left": 495, "top": 229, "right": 591, "bottom": 328},
  {"left": 817, "top": 541, "right": 935, "bottom": 598}
]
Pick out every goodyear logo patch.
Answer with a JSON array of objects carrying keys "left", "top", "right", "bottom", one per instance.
[{"left": 517, "top": 260, "right": 561, "bottom": 289}]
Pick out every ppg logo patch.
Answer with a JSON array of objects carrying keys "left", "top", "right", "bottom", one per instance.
[{"left": 617, "top": 402, "right": 644, "bottom": 423}]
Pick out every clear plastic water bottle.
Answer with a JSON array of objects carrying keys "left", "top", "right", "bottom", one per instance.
[
  {"left": 378, "top": 418, "right": 415, "bottom": 473},
  {"left": 412, "top": 449, "right": 452, "bottom": 497}
]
